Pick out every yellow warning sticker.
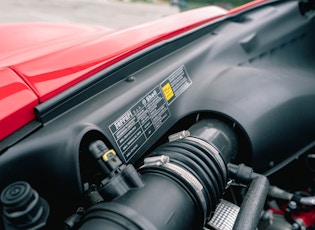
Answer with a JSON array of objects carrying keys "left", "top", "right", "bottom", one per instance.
[
  {"left": 160, "top": 65, "right": 192, "bottom": 105},
  {"left": 162, "top": 82, "right": 174, "bottom": 101}
]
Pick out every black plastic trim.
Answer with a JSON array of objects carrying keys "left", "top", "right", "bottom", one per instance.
[
  {"left": 0, "top": 120, "right": 42, "bottom": 154},
  {"left": 34, "top": 0, "right": 286, "bottom": 124}
]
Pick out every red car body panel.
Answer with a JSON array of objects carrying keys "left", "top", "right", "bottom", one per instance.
[
  {"left": 227, "top": 0, "right": 266, "bottom": 14},
  {"left": 0, "top": 68, "right": 38, "bottom": 140},
  {"left": 0, "top": 1, "right": 266, "bottom": 140}
]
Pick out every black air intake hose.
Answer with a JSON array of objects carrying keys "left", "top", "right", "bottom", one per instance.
[{"left": 78, "top": 119, "right": 238, "bottom": 230}]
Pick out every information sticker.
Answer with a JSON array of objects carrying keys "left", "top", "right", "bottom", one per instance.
[
  {"left": 160, "top": 65, "right": 192, "bottom": 105},
  {"left": 109, "top": 65, "right": 192, "bottom": 161}
]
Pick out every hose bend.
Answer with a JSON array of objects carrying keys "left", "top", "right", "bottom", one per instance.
[{"left": 228, "top": 163, "right": 270, "bottom": 230}]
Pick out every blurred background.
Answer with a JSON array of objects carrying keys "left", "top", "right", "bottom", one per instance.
[
  {"left": 0, "top": 0, "right": 252, "bottom": 29},
  {"left": 160, "top": 0, "right": 248, "bottom": 11}
]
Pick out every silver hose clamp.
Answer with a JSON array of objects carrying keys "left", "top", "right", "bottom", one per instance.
[
  {"left": 184, "top": 136, "right": 227, "bottom": 181},
  {"left": 142, "top": 155, "right": 207, "bottom": 219},
  {"left": 167, "top": 130, "right": 227, "bottom": 180}
]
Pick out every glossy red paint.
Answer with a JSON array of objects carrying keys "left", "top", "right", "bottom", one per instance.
[
  {"left": 0, "top": 23, "right": 115, "bottom": 140},
  {"left": 0, "top": 68, "right": 38, "bottom": 140},
  {"left": 7, "top": 6, "right": 227, "bottom": 102},
  {"left": 228, "top": 0, "right": 267, "bottom": 14},
  {"left": 0, "top": 23, "right": 114, "bottom": 55}
]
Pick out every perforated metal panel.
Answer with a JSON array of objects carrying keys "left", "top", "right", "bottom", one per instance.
[{"left": 207, "top": 200, "right": 240, "bottom": 230}]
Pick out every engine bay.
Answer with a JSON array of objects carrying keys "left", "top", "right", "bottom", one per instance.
[{"left": 1, "top": 0, "right": 315, "bottom": 229}]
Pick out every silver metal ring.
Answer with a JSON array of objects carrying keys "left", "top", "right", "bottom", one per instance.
[
  {"left": 142, "top": 155, "right": 207, "bottom": 217},
  {"left": 184, "top": 136, "right": 227, "bottom": 181}
]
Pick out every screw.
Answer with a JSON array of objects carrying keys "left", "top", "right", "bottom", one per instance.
[{"left": 125, "top": 76, "right": 135, "bottom": 82}]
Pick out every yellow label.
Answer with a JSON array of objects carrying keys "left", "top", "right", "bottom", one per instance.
[
  {"left": 102, "top": 149, "right": 116, "bottom": 162},
  {"left": 162, "top": 83, "right": 174, "bottom": 101}
]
